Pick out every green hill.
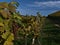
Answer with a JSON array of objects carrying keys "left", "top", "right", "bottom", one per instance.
[{"left": 47, "top": 11, "right": 60, "bottom": 25}]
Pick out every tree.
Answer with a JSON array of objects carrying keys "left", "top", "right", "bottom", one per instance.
[
  {"left": 0, "top": 2, "right": 19, "bottom": 45},
  {"left": 31, "top": 12, "right": 45, "bottom": 45}
]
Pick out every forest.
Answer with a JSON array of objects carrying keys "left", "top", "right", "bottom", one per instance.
[{"left": 0, "top": 1, "right": 60, "bottom": 45}]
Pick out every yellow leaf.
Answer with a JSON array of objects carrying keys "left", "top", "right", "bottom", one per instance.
[
  {"left": 0, "top": 23, "right": 4, "bottom": 27},
  {"left": 4, "top": 33, "right": 14, "bottom": 45},
  {"left": 4, "top": 41, "right": 13, "bottom": 45},
  {"left": 0, "top": 2, "right": 8, "bottom": 8},
  {"left": 2, "top": 31, "right": 10, "bottom": 39},
  {"left": 0, "top": 10, "right": 8, "bottom": 18}
]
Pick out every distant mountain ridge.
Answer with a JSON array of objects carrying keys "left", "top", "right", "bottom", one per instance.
[
  {"left": 48, "top": 11, "right": 60, "bottom": 17},
  {"left": 47, "top": 11, "right": 60, "bottom": 26}
]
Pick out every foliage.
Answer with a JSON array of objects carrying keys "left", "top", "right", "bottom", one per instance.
[
  {"left": 0, "top": 1, "right": 19, "bottom": 45},
  {"left": 0, "top": 1, "right": 60, "bottom": 45}
]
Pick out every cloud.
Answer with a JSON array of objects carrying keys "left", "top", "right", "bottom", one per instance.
[
  {"left": 26, "top": 1, "right": 60, "bottom": 16},
  {"left": 27, "top": 1, "right": 60, "bottom": 8}
]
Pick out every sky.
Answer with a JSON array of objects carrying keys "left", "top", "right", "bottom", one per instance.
[{"left": 0, "top": 0, "right": 60, "bottom": 16}]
